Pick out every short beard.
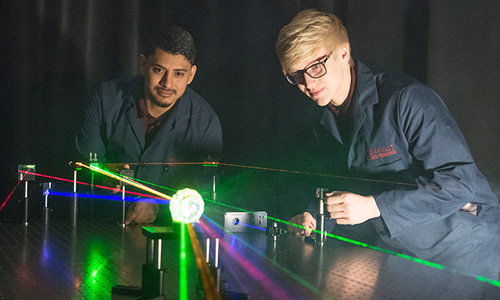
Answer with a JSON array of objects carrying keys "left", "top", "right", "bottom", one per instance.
[
  {"left": 151, "top": 89, "right": 177, "bottom": 108},
  {"left": 151, "top": 97, "right": 171, "bottom": 108}
]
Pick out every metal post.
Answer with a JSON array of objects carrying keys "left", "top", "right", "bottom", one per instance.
[
  {"left": 90, "top": 172, "right": 95, "bottom": 194},
  {"left": 155, "top": 239, "right": 164, "bottom": 296},
  {"left": 24, "top": 181, "right": 29, "bottom": 226},
  {"left": 121, "top": 186, "right": 126, "bottom": 227},
  {"left": 147, "top": 238, "right": 154, "bottom": 265},
  {"left": 213, "top": 175, "right": 217, "bottom": 202},
  {"left": 43, "top": 182, "right": 51, "bottom": 224},
  {"left": 215, "top": 238, "right": 221, "bottom": 291},
  {"left": 215, "top": 238, "right": 219, "bottom": 268},
  {"left": 205, "top": 238, "right": 210, "bottom": 263},
  {"left": 119, "top": 169, "right": 134, "bottom": 226},
  {"left": 319, "top": 198, "right": 325, "bottom": 243},
  {"left": 316, "top": 188, "right": 329, "bottom": 244},
  {"left": 72, "top": 170, "right": 78, "bottom": 225},
  {"left": 156, "top": 239, "right": 162, "bottom": 270}
]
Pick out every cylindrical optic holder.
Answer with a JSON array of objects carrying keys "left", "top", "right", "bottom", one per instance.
[
  {"left": 42, "top": 182, "right": 52, "bottom": 224},
  {"left": 203, "top": 159, "right": 219, "bottom": 202},
  {"left": 316, "top": 188, "right": 329, "bottom": 244},
  {"left": 119, "top": 169, "right": 134, "bottom": 227},
  {"left": 18, "top": 164, "right": 36, "bottom": 226},
  {"left": 72, "top": 169, "right": 78, "bottom": 226}
]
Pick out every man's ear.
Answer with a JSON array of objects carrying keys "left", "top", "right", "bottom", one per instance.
[
  {"left": 339, "top": 43, "right": 351, "bottom": 64},
  {"left": 139, "top": 54, "right": 147, "bottom": 75},
  {"left": 187, "top": 64, "right": 197, "bottom": 85}
]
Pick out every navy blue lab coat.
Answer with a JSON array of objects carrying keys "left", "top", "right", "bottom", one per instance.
[
  {"left": 75, "top": 76, "right": 222, "bottom": 191},
  {"left": 306, "top": 61, "right": 500, "bottom": 279}
]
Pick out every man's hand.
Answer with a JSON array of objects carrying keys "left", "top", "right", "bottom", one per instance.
[
  {"left": 325, "top": 191, "right": 380, "bottom": 225},
  {"left": 125, "top": 201, "right": 159, "bottom": 225},
  {"left": 287, "top": 212, "right": 316, "bottom": 236},
  {"left": 460, "top": 203, "right": 478, "bottom": 216},
  {"left": 101, "top": 163, "right": 130, "bottom": 193}
]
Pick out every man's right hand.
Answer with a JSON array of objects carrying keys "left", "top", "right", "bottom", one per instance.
[
  {"left": 102, "top": 163, "right": 130, "bottom": 193},
  {"left": 125, "top": 201, "right": 159, "bottom": 225},
  {"left": 287, "top": 212, "right": 316, "bottom": 236}
]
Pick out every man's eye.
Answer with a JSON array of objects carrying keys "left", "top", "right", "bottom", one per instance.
[
  {"left": 309, "top": 64, "right": 321, "bottom": 71},
  {"left": 175, "top": 72, "right": 185, "bottom": 77},
  {"left": 153, "top": 67, "right": 164, "bottom": 73}
]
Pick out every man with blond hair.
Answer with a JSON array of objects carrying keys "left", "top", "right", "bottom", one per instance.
[{"left": 277, "top": 9, "right": 500, "bottom": 279}]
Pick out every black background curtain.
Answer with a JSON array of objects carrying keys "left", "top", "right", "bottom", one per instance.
[{"left": 1, "top": 0, "right": 499, "bottom": 218}]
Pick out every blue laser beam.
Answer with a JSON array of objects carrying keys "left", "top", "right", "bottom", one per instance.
[
  {"left": 235, "top": 222, "right": 266, "bottom": 231},
  {"left": 48, "top": 192, "right": 169, "bottom": 204}
]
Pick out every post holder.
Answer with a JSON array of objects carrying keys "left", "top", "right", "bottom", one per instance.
[
  {"left": 112, "top": 224, "right": 181, "bottom": 300},
  {"left": 316, "top": 188, "right": 329, "bottom": 244},
  {"left": 119, "top": 169, "right": 134, "bottom": 227},
  {"left": 18, "top": 164, "right": 36, "bottom": 226}
]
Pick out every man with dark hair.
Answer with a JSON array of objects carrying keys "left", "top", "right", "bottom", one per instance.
[
  {"left": 76, "top": 25, "right": 222, "bottom": 224},
  {"left": 141, "top": 25, "right": 197, "bottom": 64}
]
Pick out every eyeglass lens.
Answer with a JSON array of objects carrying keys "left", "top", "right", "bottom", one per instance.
[
  {"left": 286, "top": 73, "right": 304, "bottom": 85},
  {"left": 285, "top": 58, "right": 328, "bottom": 85}
]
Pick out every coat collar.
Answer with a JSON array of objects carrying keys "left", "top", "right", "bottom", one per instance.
[
  {"left": 319, "top": 60, "right": 379, "bottom": 145},
  {"left": 123, "top": 77, "right": 145, "bottom": 150},
  {"left": 122, "top": 76, "right": 193, "bottom": 155},
  {"left": 353, "top": 60, "right": 379, "bottom": 108}
]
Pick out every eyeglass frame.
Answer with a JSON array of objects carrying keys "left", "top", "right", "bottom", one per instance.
[{"left": 285, "top": 56, "right": 330, "bottom": 85}]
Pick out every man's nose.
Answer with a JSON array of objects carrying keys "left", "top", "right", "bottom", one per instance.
[
  {"left": 159, "top": 72, "right": 172, "bottom": 88},
  {"left": 302, "top": 74, "right": 316, "bottom": 90}
]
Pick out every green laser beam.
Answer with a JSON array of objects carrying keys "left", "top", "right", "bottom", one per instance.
[
  {"left": 201, "top": 215, "right": 322, "bottom": 296},
  {"left": 84, "top": 165, "right": 500, "bottom": 287},
  {"left": 266, "top": 217, "right": 500, "bottom": 285},
  {"left": 180, "top": 223, "right": 188, "bottom": 300}
]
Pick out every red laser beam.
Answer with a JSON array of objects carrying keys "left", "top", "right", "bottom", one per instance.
[
  {"left": 0, "top": 171, "right": 29, "bottom": 213},
  {"left": 16, "top": 170, "right": 155, "bottom": 198}
]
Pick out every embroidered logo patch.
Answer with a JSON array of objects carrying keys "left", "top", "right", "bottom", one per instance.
[{"left": 368, "top": 144, "right": 397, "bottom": 160}]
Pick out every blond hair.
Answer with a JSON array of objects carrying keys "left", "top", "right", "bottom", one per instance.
[{"left": 276, "top": 9, "right": 352, "bottom": 74}]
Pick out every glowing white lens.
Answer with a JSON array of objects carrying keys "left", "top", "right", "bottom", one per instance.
[{"left": 169, "top": 188, "right": 204, "bottom": 223}]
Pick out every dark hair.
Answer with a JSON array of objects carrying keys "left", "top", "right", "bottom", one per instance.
[{"left": 141, "top": 25, "right": 197, "bottom": 65}]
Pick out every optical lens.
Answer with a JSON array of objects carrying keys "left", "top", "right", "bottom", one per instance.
[{"left": 286, "top": 72, "right": 304, "bottom": 85}]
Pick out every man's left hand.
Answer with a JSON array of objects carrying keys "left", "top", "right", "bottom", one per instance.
[
  {"left": 325, "top": 191, "right": 380, "bottom": 225},
  {"left": 125, "top": 201, "right": 159, "bottom": 225}
]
